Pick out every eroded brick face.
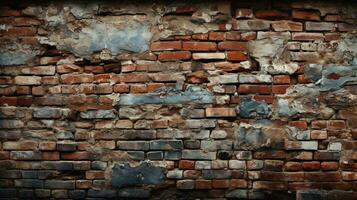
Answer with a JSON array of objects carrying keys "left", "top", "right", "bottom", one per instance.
[{"left": 0, "top": 0, "right": 356, "bottom": 199}]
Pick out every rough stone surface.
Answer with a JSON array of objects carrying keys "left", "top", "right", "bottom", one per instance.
[{"left": 112, "top": 162, "right": 165, "bottom": 188}]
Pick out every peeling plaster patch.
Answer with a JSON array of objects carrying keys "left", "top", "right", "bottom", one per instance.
[
  {"left": 119, "top": 86, "right": 214, "bottom": 105},
  {"left": 305, "top": 64, "right": 357, "bottom": 91},
  {"left": 45, "top": 21, "right": 151, "bottom": 58},
  {"left": 0, "top": 51, "right": 38, "bottom": 66},
  {"left": 235, "top": 123, "right": 287, "bottom": 150}
]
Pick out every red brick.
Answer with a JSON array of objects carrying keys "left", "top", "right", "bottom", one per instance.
[
  {"left": 289, "top": 121, "right": 308, "bottom": 130},
  {"left": 328, "top": 120, "right": 346, "bottom": 130},
  {"left": 255, "top": 10, "right": 289, "bottom": 19},
  {"left": 175, "top": 35, "right": 191, "bottom": 40},
  {"left": 212, "top": 179, "right": 229, "bottom": 188},
  {"left": 253, "top": 181, "right": 286, "bottom": 190},
  {"left": 218, "top": 41, "right": 247, "bottom": 51},
  {"left": 285, "top": 162, "right": 303, "bottom": 171},
  {"left": 84, "top": 66, "right": 104, "bottom": 73},
  {"left": 61, "top": 152, "right": 90, "bottom": 160},
  {"left": 93, "top": 84, "right": 112, "bottom": 94},
  {"left": 130, "top": 84, "right": 147, "bottom": 93},
  {"left": 215, "top": 62, "right": 244, "bottom": 72},
  {"left": 206, "top": 107, "right": 236, "bottom": 117},
  {"left": 42, "top": 76, "right": 59, "bottom": 85},
  {"left": 1, "top": 27, "right": 36, "bottom": 36},
  {"left": 39, "top": 141, "right": 57, "bottom": 151},
  {"left": 119, "top": 74, "right": 149, "bottom": 83},
  {"left": 42, "top": 152, "right": 60, "bottom": 160},
  {"left": 230, "top": 179, "right": 248, "bottom": 188},
  {"left": 113, "top": 84, "right": 130, "bottom": 93},
  {"left": 195, "top": 180, "right": 212, "bottom": 189},
  {"left": 241, "top": 32, "right": 256, "bottom": 41},
  {"left": 182, "top": 42, "right": 217, "bottom": 51},
  {"left": 292, "top": 10, "right": 321, "bottom": 21},
  {"left": 61, "top": 74, "right": 93, "bottom": 84},
  {"left": 272, "top": 85, "right": 289, "bottom": 94},
  {"left": 225, "top": 32, "right": 241, "bottom": 40},
  {"left": 310, "top": 130, "right": 327, "bottom": 140},
  {"left": 192, "top": 33, "right": 208, "bottom": 40},
  {"left": 188, "top": 71, "right": 208, "bottom": 83},
  {"left": 272, "top": 21, "right": 303, "bottom": 31},
  {"left": 183, "top": 170, "right": 201, "bottom": 179},
  {"left": 302, "top": 161, "right": 320, "bottom": 171},
  {"left": 0, "top": 97, "right": 17, "bottom": 106},
  {"left": 305, "top": 172, "right": 341, "bottom": 182},
  {"left": 273, "top": 75, "right": 291, "bottom": 84},
  {"left": 311, "top": 120, "right": 327, "bottom": 129},
  {"left": 253, "top": 95, "right": 274, "bottom": 104},
  {"left": 94, "top": 74, "right": 110, "bottom": 83},
  {"left": 321, "top": 162, "right": 339, "bottom": 171},
  {"left": 147, "top": 83, "right": 164, "bottom": 92},
  {"left": 238, "top": 85, "right": 271, "bottom": 94},
  {"left": 226, "top": 51, "right": 247, "bottom": 61},
  {"left": 209, "top": 32, "right": 225, "bottom": 41},
  {"left": 325, "top": 33, "right": 341, "bottom": 41},
  {"left": 151, "top": 41, "right": 182, "bottom": 51},
  {"left": 179, "top": 160, "right": 195, "bottom": 169},
  {"left": 158, "top": 51, "right": 191, "bottom": 61}
]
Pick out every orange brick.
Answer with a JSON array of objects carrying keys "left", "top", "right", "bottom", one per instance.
[
  {"left": 226, "top": 51, "right": 247, "bottom": 61},
  {"left": 182, "top": 42, "right": 217, "bottom": 51},
  {"left": 179, "top": 160, "right": 195, "bottom": 169}
]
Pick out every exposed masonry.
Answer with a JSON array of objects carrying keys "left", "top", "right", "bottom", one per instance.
[{"left": 0, "top": 0, "right": 356, "bottom": 199}]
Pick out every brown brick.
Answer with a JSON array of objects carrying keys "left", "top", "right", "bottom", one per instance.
[
  {"left": 212, "top": 179, "right": 229, "bottom": 188},
  {"left": 195, "top": 179, "right": 212, "bottom": 189},
  {"left": 209, "top": 32, "right": 225, "bottom": 41}
]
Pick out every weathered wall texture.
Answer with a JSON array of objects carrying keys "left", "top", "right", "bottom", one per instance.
[{"left": 0, "top": 0, "right": 356, "bottom": 199}]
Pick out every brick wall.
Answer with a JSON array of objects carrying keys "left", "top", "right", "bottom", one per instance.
[{"left": 0, "top": 0, "right": 356, "bottom": 199}]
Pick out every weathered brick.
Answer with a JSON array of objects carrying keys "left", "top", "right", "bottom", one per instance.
[
  {"left": 158, "top": 51, "right": 191, "bottom": 61},
  {"left": 218, "top": 41, "right": 247, "bottom": 51},
  {"left": 272, "top": 21, "right": 303, "bottom": 31},
  {"left": 151, "top": 41, "right": 182, "bottom": 51},
  {"left": 206, "top": 107, "right": 236, "bottom": 117},
  {"left": 292, "top": 10, "right": 321, "bottom": 21},
  {"left": 14, "top": 76, "right": 41, "bottom": 85},
  {"left": 306, "top": 22, "right": 335, "bottom": 31},
  {"left": 192, "top": 53, "right": 225, "bottom": 60}
]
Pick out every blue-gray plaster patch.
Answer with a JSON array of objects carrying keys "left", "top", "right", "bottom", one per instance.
[
  {"left": 0, "top": 51, "right": 38, "bottom": 66},
  {"left": 119, "top": 86, "right": 214, "bottom": 105},
  {"left": 112, "top": 162, "right": 165, "bottom": 188},
  {"left": 239, "top": 98, "right": 271, "bottom": 119},
  {"left": 46, "top": 20, "right": 151, "bottom": 58},
  {"left": 319, "top": 64, "right": 357, "bottom": 91}
]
